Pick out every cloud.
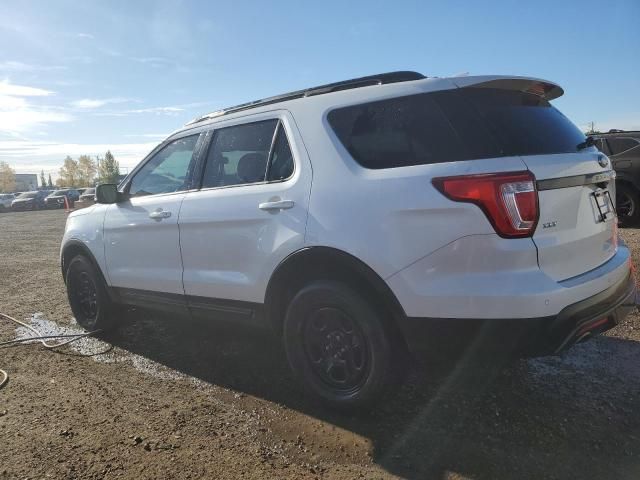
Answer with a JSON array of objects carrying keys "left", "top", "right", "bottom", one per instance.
[
  {"left": 76, "top": 33, "right": 95, "bottom": 39},
  {"left": 98, "top": 105, "right": 185, "bottom": 117},
  {"left": 70, "top": 97, "right": 130, "bottom": 109},
  {"left": 0, "top": 61, "right": 66, "bottom": 72},
  {"left": 0, "top": 81, "right": 53, "bottom": 97},
  {"left": 124, "top": 133, "right": 169, "bottom": 139},
  {"left": 0, "top": 140, "right": 159, "bottom": 173},
  {"left": 0, "top": 81, "right": 71, "bottom": 134},
  {"left": 97, "top": 101, "right": 211, "bottom": 117},
  {"left": 0, "top": 110, "right": 72, "bottom": 133}
]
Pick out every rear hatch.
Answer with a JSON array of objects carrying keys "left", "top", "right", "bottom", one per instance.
[{"left": 455, "top": 79, "right": 617, "bottom": 281}]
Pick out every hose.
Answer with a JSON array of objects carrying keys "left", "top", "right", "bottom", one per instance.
[{"left": 0, "top": 312, "right": 101, "bottom": 390}]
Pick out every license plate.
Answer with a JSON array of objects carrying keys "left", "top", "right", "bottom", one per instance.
[{"left": 592, "top": 189, "right": 615, "bottom": 222}]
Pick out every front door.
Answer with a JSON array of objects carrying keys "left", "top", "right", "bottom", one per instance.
[{"left": 104, "top": 133, "right": 204, "bottom": 299}]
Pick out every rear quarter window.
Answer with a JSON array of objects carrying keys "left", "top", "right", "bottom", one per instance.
[
  {"left": 327, "top": 90, "right": 501, "bottom": 169},
  {"left": 328, "top": 88, "right": 586, "bottom": 169}
]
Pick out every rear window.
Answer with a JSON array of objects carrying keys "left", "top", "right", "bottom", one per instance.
[
  {"left": 460, "top": 89, "right": 586, "bottom": 157},
  {"left": 328, "top": 88, "right": 585, "bottom": 169}
]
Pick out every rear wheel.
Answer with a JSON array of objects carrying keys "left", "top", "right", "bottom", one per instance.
[
  {"left": 283, "top": 281, "right": 397, "bottom": 409},
  {"left": 66, "top": 255, "right": 119, "bottom": 331},
  {"left": 616, "top": 183, "right": 640, "bottom": 227}
]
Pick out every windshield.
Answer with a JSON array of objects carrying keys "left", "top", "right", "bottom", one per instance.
[
  {"left": 50, "top": 190, "right": 66, "bottom": 196},
  {"left": 82, "top": 188, "right": 95, "bottom": 194},
  {"left": 17, "top": 192, "right": 37, "bottom": 199}
]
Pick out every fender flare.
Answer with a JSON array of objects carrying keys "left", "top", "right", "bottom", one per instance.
[
  {"left": 60, "top": 240, "right": 109, "bottom": 289},
  {"left": 264, "top": 246, "right": 407, "bottom": 327}
]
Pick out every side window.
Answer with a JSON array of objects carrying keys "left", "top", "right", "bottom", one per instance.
[
  {"left": 266, "top": 124, "right": 294, "bottom": 181},
  {"left": 608, "top": 138, "right": 639, "bottom": 156},
  {"left": 202, "top": 120, "right": 278, "bottom": 188},
  {"left": 129, "top": 134, "right": 200, "bottom": 197}
]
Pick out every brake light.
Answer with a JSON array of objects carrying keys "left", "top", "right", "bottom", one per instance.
[{"left": 432, "top": 171, "right": 539, "bottom": 238}]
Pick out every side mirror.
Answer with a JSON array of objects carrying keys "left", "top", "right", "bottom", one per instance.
[{"left": 95, "top": 184, "right": 122, "bottom": 204}]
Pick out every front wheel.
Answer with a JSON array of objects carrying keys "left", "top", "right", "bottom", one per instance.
[
  {"left": 283, "top": 281, "right": 397, "bottom": 409},
  {"left": 65, "top": 255, "right": 119, "bottom": 331},
  {"left": 616, "top": 183, "right": 640, "bottom": 227}
]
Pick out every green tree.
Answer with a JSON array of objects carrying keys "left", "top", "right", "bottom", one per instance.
[
  {"left": 97, "top": 150, "right": 120, "bottom": 184},
  {"left": 47, "top": 173, "right": 53, "bottom": 187},
  {"left": 0, "top": 161, "right": 16, "bottom": 192},
  {"left": 77, "top": 155, "right": 97, "bottom": 186},
  {"left": 57, "top": 156, "right": 79, "bottom": 187},
  {"left": 40, "top": 169, "right": 46, "bottom": 188}
]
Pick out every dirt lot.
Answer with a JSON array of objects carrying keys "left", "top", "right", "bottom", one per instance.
[{"left": 1, "top": 209, "right": 640, "bottom": 479}]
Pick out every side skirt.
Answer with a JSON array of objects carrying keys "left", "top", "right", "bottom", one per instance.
[{"left": 110, "top": 287, "right": 266, "bottom": 327}]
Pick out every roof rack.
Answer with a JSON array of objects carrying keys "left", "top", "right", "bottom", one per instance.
[{"left": 186, "top": 71, "right": 425, "bottom": 126}]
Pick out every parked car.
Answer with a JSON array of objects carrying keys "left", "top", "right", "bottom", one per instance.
[
  {"left": 45, "top": 189, "right": 80, "bottom": 209},
  {"left": 0, "top": 193, "right": 15, "bottom": 211},
  {"left": 593, "top": 130, "right": 640, "bottom": 226},
  {"left": 78, "top": 188, "right": 96, "bottom": 203},
  {"left": 61, "top": 71, "right": 636, "bottom": 408},
  {"left": 11, "top": 190, "right": 48, "bottom": 210}
]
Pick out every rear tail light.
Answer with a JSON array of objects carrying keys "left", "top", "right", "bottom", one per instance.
[{"left": 432, "top": 171, "right": 538, "bottom": 238}]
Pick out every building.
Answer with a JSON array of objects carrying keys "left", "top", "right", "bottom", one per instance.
[{"left": 14, "top": 173, "right": 38, "bottom": 191}]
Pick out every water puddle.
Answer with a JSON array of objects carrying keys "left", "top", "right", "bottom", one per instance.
[{"left": 15, "top": 313, "right": 208, "bottom": 387}]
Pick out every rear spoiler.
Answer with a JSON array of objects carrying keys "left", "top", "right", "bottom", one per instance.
[{"left": 451, "top": 75, "right": 564, "bottom": 101}]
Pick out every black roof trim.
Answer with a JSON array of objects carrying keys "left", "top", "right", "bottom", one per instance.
[
  {"left": 594, "top": 130, "right": 640, "bottom": 137},
  {"left": 186, "top": 71, "right": 425, "bottom": 125}
]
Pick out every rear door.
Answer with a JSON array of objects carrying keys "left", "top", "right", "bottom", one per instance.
[
  {"left": 178, "top": 112, "right": 311, "bottom": 319},
  {"left": 458, "top": 85, "right": 617, "bottom": 281}
]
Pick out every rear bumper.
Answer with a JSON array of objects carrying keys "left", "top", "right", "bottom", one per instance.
[{"left": 397, "top": 271, "right": 637, "bottom": 359}]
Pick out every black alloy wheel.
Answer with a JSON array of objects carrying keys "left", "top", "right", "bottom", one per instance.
[
  {"left": 65, "top": 255, "right": 119, "bottom": 331},
  {"left": 616, "top": 183, "right": 640, "bottom": 227},
  {"left": 302, "top": 306, "right": 370, "bottom": 394},
  {"left": 284, "top": 281, "right": 397, "bottom": 408}
]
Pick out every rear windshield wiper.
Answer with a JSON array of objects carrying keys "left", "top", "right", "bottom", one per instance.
[{"left": 577, "top": 136, "right": 595, "bottom": 151}]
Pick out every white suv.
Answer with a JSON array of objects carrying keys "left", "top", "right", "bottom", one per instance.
[{"left": 61, "top": 71, "right": 637, "bottom": 407}]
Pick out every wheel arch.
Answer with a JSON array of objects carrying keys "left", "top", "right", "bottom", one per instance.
[
  {"left": 61, "top": 240, "right": 109, "bottom": 289},
  {"left": 264, "top": 246, "right": 407, "bottom": 337}
]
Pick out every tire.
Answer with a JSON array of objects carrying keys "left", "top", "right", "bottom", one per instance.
[
  {"left": 65, "top": 255, "right": 119, "bottom": 331},
  {"left": 283, "top": 280, "right": 397, "bottom": 409},
  {"left": 616, "top": 183, "right": 640, "bottom": 227}
]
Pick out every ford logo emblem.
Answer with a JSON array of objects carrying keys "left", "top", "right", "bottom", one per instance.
[{"left": 597, "top": 155, "right": 608, "bottom": 168}]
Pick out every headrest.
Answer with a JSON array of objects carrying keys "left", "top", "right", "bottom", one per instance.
[{"left": 237, "top": 152, "right": 267, "bottom": 183}]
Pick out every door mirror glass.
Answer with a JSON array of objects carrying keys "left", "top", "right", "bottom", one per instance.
[{"left": 95, "top": 184, "right": 119, "bottom": 204}]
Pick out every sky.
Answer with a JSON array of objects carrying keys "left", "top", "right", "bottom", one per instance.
[{"left": 0, "top": 0, "right": 638, "bottom": 177}]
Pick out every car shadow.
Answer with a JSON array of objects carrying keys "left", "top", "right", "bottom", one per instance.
[{"left": 104, "top": 309, "right": 640, "bottom": 480}]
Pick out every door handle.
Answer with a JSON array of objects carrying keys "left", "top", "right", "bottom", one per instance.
[
  {"left": 149, "top": 209, "right": 172, "bottom": 220},
  {"left": 258, "top": 200, "right": 295, "bottom": 211}
]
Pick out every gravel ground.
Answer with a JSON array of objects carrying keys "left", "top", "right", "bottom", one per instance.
[{"left": 1, "top": 209, "right": 640, "bottom": 479}]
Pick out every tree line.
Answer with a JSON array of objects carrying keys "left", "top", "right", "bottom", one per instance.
[
  {"left": 56, "top": 151, "right": 120, "bottom": 188},
  {"left": 0, "top": 151, "right": 120, "bottom": 193}
]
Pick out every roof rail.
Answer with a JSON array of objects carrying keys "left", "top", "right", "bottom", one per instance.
[{"left": 186, "top": 71, "right": 425, "bottom": 126}]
